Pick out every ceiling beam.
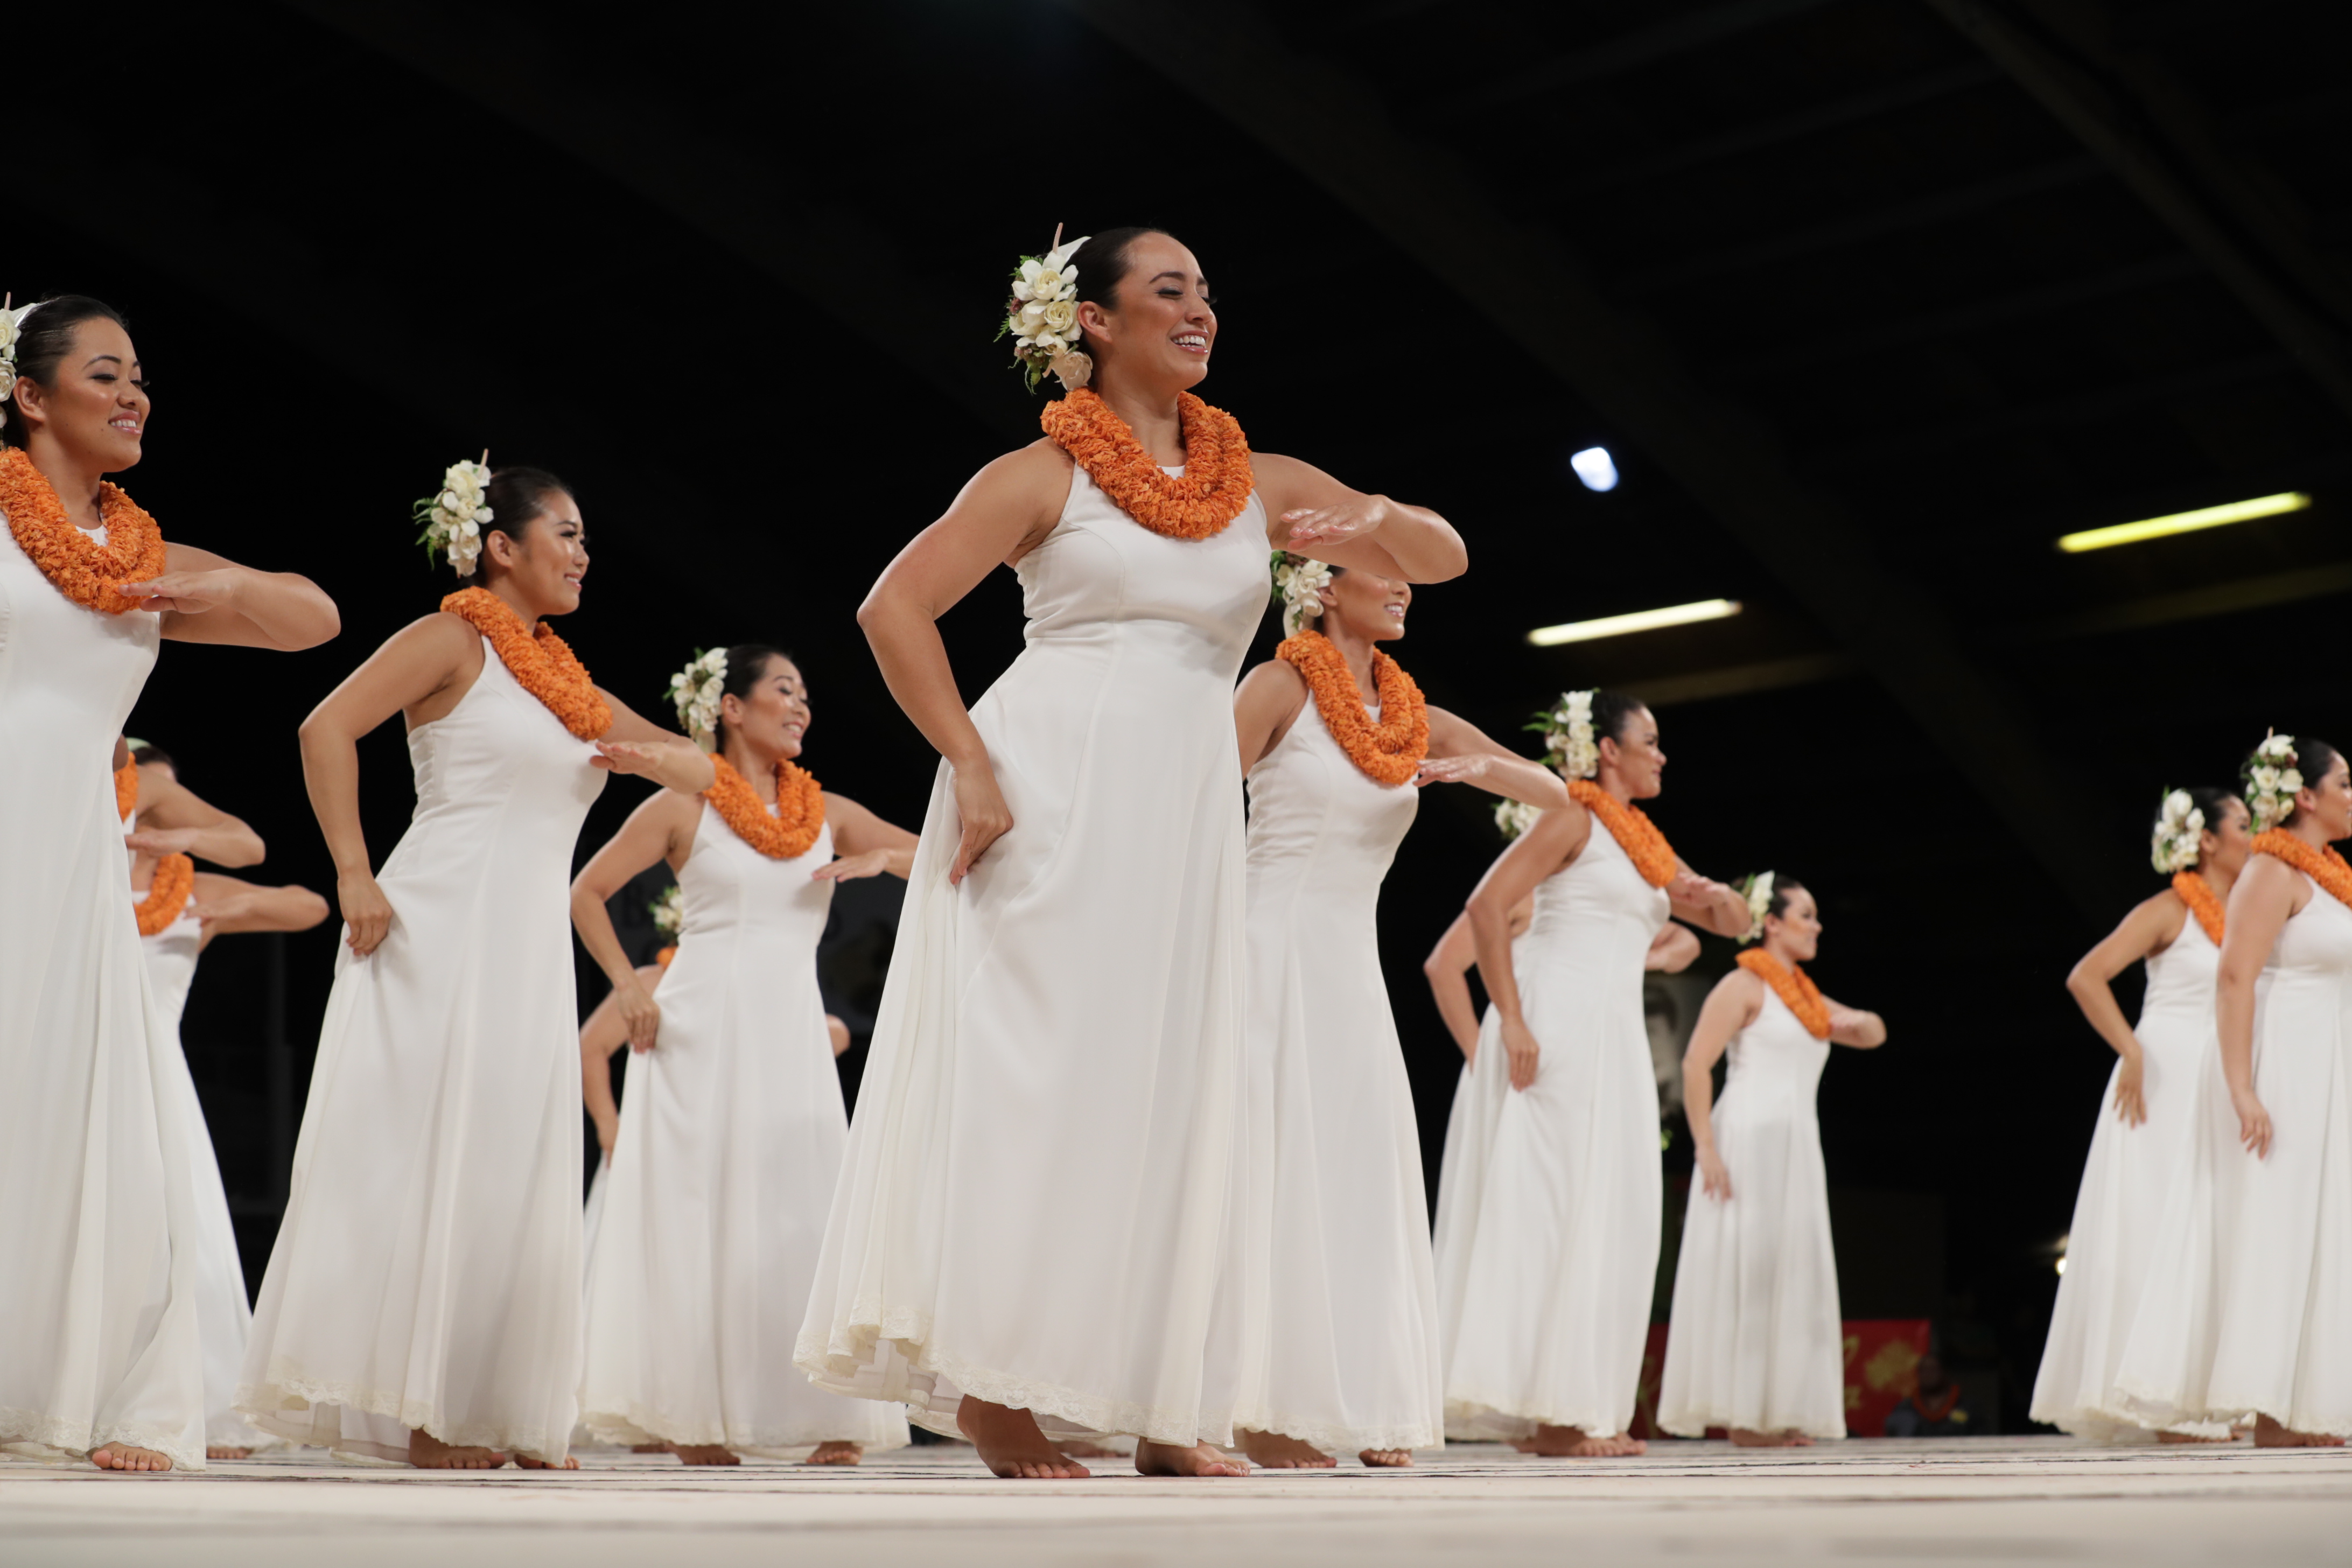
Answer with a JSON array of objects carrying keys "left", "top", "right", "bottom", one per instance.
[
  {"left": 1926, "top": 0, "right": 2352, "bottom": 426},
  {"left": 1051, "top": 0, "right": 2125, "bottom": 918}
]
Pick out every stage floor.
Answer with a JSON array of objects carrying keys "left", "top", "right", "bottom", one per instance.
[{"left": 5, "top": 1437, "right": 2348, "bottom": 1567}]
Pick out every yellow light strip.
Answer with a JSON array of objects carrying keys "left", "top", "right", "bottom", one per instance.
[
  {"left": 2056, "top": 492, "right": 2310, "bottom": 554},
  {"left": 1525, "top": 598, "right": 1742, "bottom": 648}
]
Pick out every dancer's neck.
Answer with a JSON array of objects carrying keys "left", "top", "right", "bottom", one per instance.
[
  {"left": 23, "top": 435, "right": 109, "bottom": 529},
  {"left": 1319, "top": 618, "right": 1383, "bottom": 705},
  {"left": 1091, "top": 370, "right": 1187, "bottom": 466}
]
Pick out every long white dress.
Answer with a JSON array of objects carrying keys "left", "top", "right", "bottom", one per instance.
[
  {"left": 0, "top": 522, "right": 208, "bottom": 1469},
  {"left": 581, "top": 808, "right": 909, "bottom": 1457},
  {"left": 1433, "top": 824, "right": 1670, "bottom": 1441},
  {"left": 795, "top": 463, "right": 1268, "bottom": 1445},
  {"left": 137, "top": 894, "right": 275, "bottom": 1453},
  {"left": 237, "top": 640, "right": 605, "bottom": 1462},
  {"left": 1657, "top": 986, "right": 1845, "bottom": 1440},
  {"left": 1236, "top": 697, "right": 1444, "bottom": 1455},
  {"left": 2031, "top": 915, "right": 2225, "bottom": 1439},
  {"left": 2116, "top": 871, "right": 2352, "bottom": 1436}
]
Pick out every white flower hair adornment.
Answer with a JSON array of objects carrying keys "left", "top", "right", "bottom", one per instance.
[
  {"left": 2150, "top": 788, "right": 2208, "bottom": 874},
  {"left": 2244, "top": 731, "right": 2304, "bottom": 834},
  {"left": 999, "top": 226, "right": 1094, "bottom": 395},
  {"left": 668, "top": 647, "right": 729, "bottom": 751},
  {"left": 414, "top": 453, "right": 493, "bottom": 577},
  {"left": 1494, "top": 797, "right": 1542, "bottom": 842},
  {"left": 0, "top": 294, "right": 25, "bottom": 405},
  {"left": 650, "top": 883, "right": 684, "bottom": 937},
  {"left": 1737, "top": 870, "right": 1776, "bottom": 946},
  {"left": 1271, "top": 552, "right": 1335, "bottom": 637},
  {"left": 1529, "top": 690, "right": 1600, "bottom": 780}
]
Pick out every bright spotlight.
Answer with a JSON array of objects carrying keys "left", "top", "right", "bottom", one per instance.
[
  {"left": 2055, "top": 492, "right": 2309, "bottom": 553},
  {"left": 1570, "top": 446, "right": 1619, "bottom": 492},
  {"left": 1525, "top": 598, "right": 1742, "bottom": 647}
]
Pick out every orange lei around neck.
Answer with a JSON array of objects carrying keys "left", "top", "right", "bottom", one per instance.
[
  {"left": 1738, "top": 947, "right": 1832, "bottom": 1040},
  {"left": 1040, "top": 387, "right": 1254, "bottom": 539},
  {"left": 2171, "top": 870, "right": 2226, "bottom": 946},
  {"left": 2253, "top": 828, "right": 2352, "bottom": 912},
  {"left": 440, "top": 587, "right": 612, "bottom": 740},
  {"left": 135, "top": 853, "right": 196, "bottom": 937},
  {"left": 1567, "top": 777, "right": 1677, "bottom": 888},
  {"left": 115, "top": 759, "right": 139, "bottom": 822},
  {"left": 1277, "top": 631, "right": 1429, "bottom": 787},
  {"left": 0, "top": 446, "right": 169, "bottom": 615},
  {"left": 705, "top": 752, "right": 826, "bottom": 860}
]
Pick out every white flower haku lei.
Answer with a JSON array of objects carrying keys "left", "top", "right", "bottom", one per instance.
[
  {"left": 650, "top": 884, "right": 684, "bottom": 937},
  {"left": 413, "top": 456, "right": 493, "bottom": 577},
  {"left": 0, "top": 295, "right": 26, "bottom": 404},
  {"left": 1737, "top": 870, "right": 1776, "bottom": 945},
  {"left": 1494, "top": 797, "right": 1542, "bottom": 841},
  {"left": 668, "top": 648, "right": 729, "bottom": 752},
  {"left": 1529, "top": 690, "right": 1600, "bottom": 780},
  {"left": 2150, "top": 788, "right": 2207, "bottom": 874},
  {"left": 1000, "top": 228, "right": 1094, "bottom": 394},
  {"left": 2244, "top": 732, "right": 2304, "bottom": 834},
  {"left": 1270, "top": 552, "right": 1334, "bottom": 637}
]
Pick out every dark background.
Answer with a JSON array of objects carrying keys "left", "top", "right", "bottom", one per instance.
[{"left": 17, "top": 0, "right": 2348, "bottom": 1432}]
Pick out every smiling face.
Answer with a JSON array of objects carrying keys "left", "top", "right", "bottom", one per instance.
[
  {"left": 1766, "top": 884, "right": 1822, "bottom": 964},
  {"left": 1598, "top": 705, "right": 1665, "bottom": 800},
  {"left": 2199, "top": 795, "right": 2253, "bottom": 877},
  {"left": 480, "top": 491, "right": 587, "bottom": 619},
  {"left": 14, "top": 315, "right": 148, "bottom": 473},
  {"left": 2295, "top": 751, "right": 2352, "bottom": 842},
  {"left": 1075, "top": 233, "right": 1216, "bottom": 393},
  {"left": 719, "top": 655, "right": 811, "bottom": 762},
  {"left": 1321, "top": 568, "right": 1412, "bottom": 642}
]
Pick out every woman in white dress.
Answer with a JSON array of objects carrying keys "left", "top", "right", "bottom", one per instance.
[
  {"left": 1224, "top": 558, "right": 1564, "bottom": 1470},
  {"left": 2118, "top": 735, "right": 2352, "bottom": 1447},
  {"left": 1433, "top": 690, "right": 1748, "bottom": 1457},
  {"left": 2032, "top": 787, "right": 2250, "bottom": 1441},
  {"left": 0, "top": 295, "right": 338, "bottom": 1473},
  {"left": 124, "top": 743, "right": 332, "bottom": 1458},
  {"left": 572, "top": 645, "right": 916, "bottom": 1466},
  {"left": 237, "top": 463, "right": 712, "bottom": 1470},
  {"left": 795, "top": 227, "right": 1466, "bottom": 1479},
  {"left": 1659, "top": 876, "right": 1887, "bottom": 1446}
]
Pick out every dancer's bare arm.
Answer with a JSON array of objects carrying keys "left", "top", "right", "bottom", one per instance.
[
  {"left": 571, "top": 791, "right": 699, "bottom": 1052},
  {"left": 590, "top": 694, "right": 716, "bottom": 795},
  {"left": 2217, "top": 856, "right": 2307, "bottom": 1157},
  {"left": 1468, "top": 804, "right": 1591, "bottom": 1091},
  {"left": 1234, "top": 660, "right": 1312, "bottom": 773},
  {"left": 582, "top": 964, "right": 667, "bottom": 1159},
  {"left": 1667, "top": 858, "right": 1751, "bottom": 938},
  {"left": 127, "top": 764, "right": 265, "bottom": 867},
  {"left": 1648, "top": 923, "right": 1700, "bottom": 974},
  {"left": 1255, "top": 454, "right": 1466, "bottom": 583},
  {"left": 858, "top": 445, "right": 1070, "bottom": 886},
  {"left": 188, "top": 872, "right": 331, "bottom": 951},
  {"left": 1825, "top": 997, "right": 1887, "bottom": 1049},
  {"left": 1424, "top": 895, "right": 1534, "bottom": 1062},
  {"left": 1683, "top": 969, "right": 1764, "bottom": 1200},
  {"left": 129, "top": 542, "right": 340, "bottom": 650},
  {"left": 1413, "top": 708, "right": 1570, "bottom": 806},
  {"left": 811, "top": 794, "right": 921, "bottom": 883},
  {"left": 2064, "top": 890, "right": 2187, "bottom": 1126}
]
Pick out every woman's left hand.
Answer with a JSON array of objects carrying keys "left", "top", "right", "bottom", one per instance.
[
  {"left": 1282, "top": 493, "right": 1389, "bottom": 552},
  {"left": 1414, "top": 754, "right": 1493, "bottom": 788},
  {"left": 592, "top": 741, "right": 667, "bottom": 778},
  {"left": 124, "top": 827, "right": 203, "bottom": 856},
  {"left": 117, "top": 568, "right": 244, "bottom": 616},
  {"left": 812, "top": 850, "right": 895, "bottom": 884}
]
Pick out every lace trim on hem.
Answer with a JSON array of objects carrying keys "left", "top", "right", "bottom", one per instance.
[
  {"left": 0, "top": 1404, "right": 206, "bottom": 1472},
  {"left": 1245, "top": 1411, "right": 1444, "bottom": 1454},
  {"left": 237, "top": 1368, "right": 571, "bottom": 1463},
  {"left": 2111, "top": 1375, "right": 2342, "bottom": 1438},
  {"left": 2028, "top": 1396, "right": 2231, "bottom": 1443},
  {"left": 580, "top": 1399, "right": 907, "bottom": 1453},
  {"left": 1444, "top": 1393, "right": 1626, "bottom": 1442},
  {"left": 1656, "top": 1404, "right": 1845, "bottom": 1441}
]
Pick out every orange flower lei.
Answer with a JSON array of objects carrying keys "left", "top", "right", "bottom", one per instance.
[
  {"left": 1567, "top": 778, "right": 1678, "bottom": 888},
  {"left": 440, "top": 587, "right": 612, "bottom": 740},
  {"left": 135, "top": 853, "right": 195, "bottom": 937},
  {"left": 1039, "top": 387, "right": 1254, "bottom": 539},
  {"left": 1738, "top": 947, "right": 1832, "bottom": 1040},
  {"left": 1276, "top": 631, "right": 1429, "bottom": 786},
  {"left": 705, "top": 752, "right": 826, "bottom": 860},
  {"left": 115, "top": 759, "right": 139, "bottom": 822},
  {"left": 0, "top": 446, "right": 169, "bottom": 615},
  {"left": 2171, "top": 871, "right": 2226, "bottom": 946},
  {"left": 2252, "top": 829, "right": 2352, "bottom": 912}
]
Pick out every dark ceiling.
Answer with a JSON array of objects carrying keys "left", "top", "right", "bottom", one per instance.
[{"left": 16, "top": 0, "right": 2348, "bottom": 1429}]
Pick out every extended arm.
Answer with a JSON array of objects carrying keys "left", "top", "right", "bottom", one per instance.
[
  {"left": 2064, "top": 891, "right": 2183, "bottom": 1126},
  {"left": 1254, "top": 453, "right": 1466, "bottom": 583},
  {"left": 2217, "top": 856, "right": 2300, "bottom": 1157},
  {"left": 1683, "top": 971, "right": 1762, "bottom": 1201},
  {"left": 1648, "top": 923, "right": 1700, "bottom": 973},
  {"left": 1667, "top": 858, "right": 1753, "bottom": 939},
  {"left": 188, "top": 872, "right": 332, "bottom": 951},
  {"left": 1469, "top": 805, "right": 1588, "bottom": 1091},
  {"left": 570, "top": 793, "right": 696, "bottom": 1052},
  {"left": 132, "top": 542, "right": 340, "bottom": 650},
  {"left": 1415, "top": 708, "right": 1572, "bottom": 807},
  {"left": 127, "top": 765, "right": 266, "bottom": 868},
  {"left": 591, "top": 695, "right": 716, "bottom": 794},
  {"left": 811, "top": 794, "right": 922, "bottom": 883},
  {"left": 1825, "top": 998, "right": 1888, "bottom": 1049}
]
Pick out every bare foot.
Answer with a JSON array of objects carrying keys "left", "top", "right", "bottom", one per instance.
[
  {"left": 631, "top": 1442, "right": 670, "bottom": 1453},
  {"left": 804, "top": 1441, "right": 862, "bottom": 1466},
  {"left": 672, "top": 1444, "right": 740, "bottom": 1466},
  {"left": 957, "top": 1397, "right": 1089, "bottom": 1480},
  {"left": 1135, "top": 1439, "right": 1250, "bottom": 1477},
  {"left": 1057, "top": 1440, "right": 1122, "bottom": 1459},
  {"left": 1730, "top": 1427, "right": 1812, "bottom": 1448},
  {"left": 409, "top": 1431, "right": 508, "bottom": 1469},
  {"left": 89, "top": 1443, "right": 173, "bottom": 1472},
  {"left": 206, "top": 1445, "right": 253, "bottom": 1460},
  {"left": 1359, "top": 1448, "right": 1415, "bottom": 1467},
  {"left": 515, "top": 1453, "right": 580, "bottom": 1470},
  {"left": 1513, "top": 1425, "right": 1647, "bottom": 1457},
  {"left": 1239, "top": 1430, "right": 1335, "bottom": 1469},
  {"left": 2255, "top": 1414, "right": 2346, "bottom": 1448}
]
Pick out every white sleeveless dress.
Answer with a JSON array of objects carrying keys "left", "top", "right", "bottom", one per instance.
[
  {"left": 237, "top": 640, "right": 605, "bottom": 1462},
  {"left": 795, "top": 463, "right": 1268, "bottom": 1445},
  {"left": 1433, "top": 824, "right": 1671, "bottom": 1441},
  {"left": 1658, "top": 986, "right": 1844, "bottom": 1439},
  {"left": 2032, "top": 915, "right": 2225, "bottom": 1439},
  {"left": 137, "top": 895, "right": 274, "bottom": 1453},
  {"left": 0, "top": 523, "right": 209, "bottom": 1469},
  {"left": 2117, "top": 872, "right": 2352, "bottom": 1436},
  {"left": 581, "top": 808, "right": 909, "bottom": 1457},
  {"left": 1236, "top": 697, "right": 1444, "bottom": 1454}
]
